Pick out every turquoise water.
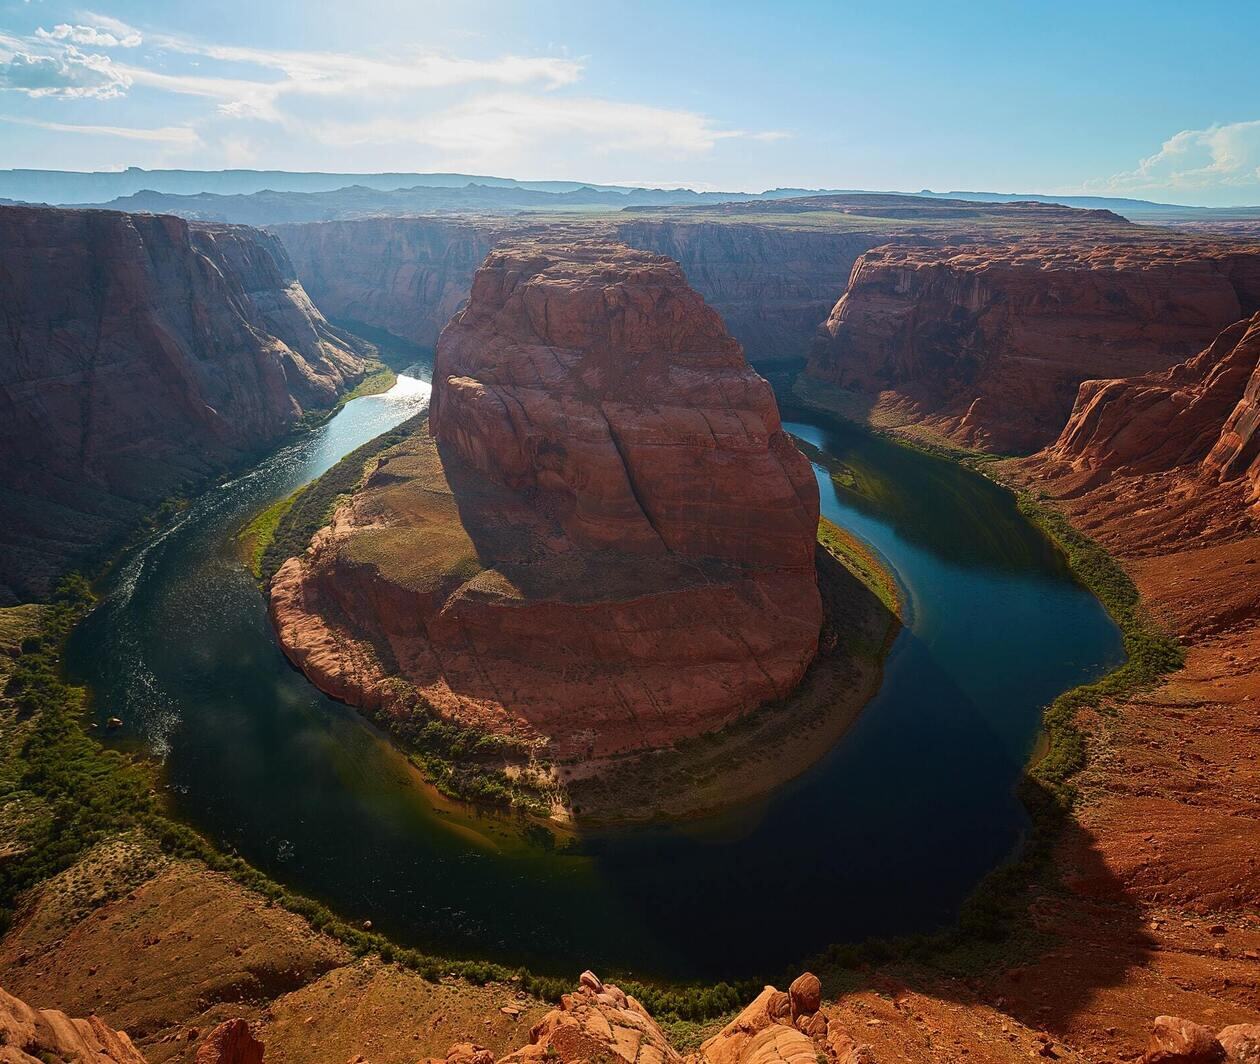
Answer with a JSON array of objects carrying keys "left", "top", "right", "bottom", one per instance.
[{"left": 68, "top": 374, "right": 1124, "bottom": 981}]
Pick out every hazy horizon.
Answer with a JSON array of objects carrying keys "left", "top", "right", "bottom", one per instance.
[{"left": 1, "top": 1, "right": 1259, "bottom": 207}]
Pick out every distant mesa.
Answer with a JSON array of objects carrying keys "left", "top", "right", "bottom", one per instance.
[{"left": 269, "top": 239, "right": 824, "bottom": 779}]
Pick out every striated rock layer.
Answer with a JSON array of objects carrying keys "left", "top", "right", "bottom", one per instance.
[
  {"left": 1029, "top": 311, "right": 1260, "bottom": 550},
  {"left": 0, "top": 205, "right": 365, "bottom": 602},
  {"left": 806, "top": 241, "right": 1260, "bottom": 453},
  {"left": 271, "top": 241, "right": 821, "bottom": 764},
  {"left": 272, "top": 217, "right": 500, "bottom": 349}
]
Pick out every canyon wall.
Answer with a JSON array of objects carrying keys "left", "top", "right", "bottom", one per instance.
[
  {"left": 1026, "top": 310, "right": 1260, "bottom": 551},
  {"left": 612, "top": 220, "right": 884, "bottom": 361},
  {"left": 273, "top": 216, "right": 876, "bottom": 363},
  {"left": 272, "top": 217, "right": 500, "bottom": 348},
  {"left": 0, "top": 205, "right": 365, "bottom": 602},
  {"left": 270, "top": 240, "right": 822, "bottom": 767},
  {"left": 806, "top": 242, "right": 1260, "bottom": 453}
]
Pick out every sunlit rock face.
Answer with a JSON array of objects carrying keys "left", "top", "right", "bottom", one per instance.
[
  {"left": 270, "top": 241, "right": 822, "bottom": 766},
  {"left": 807, "top": 241, "right": 1260, "bottom": 453}
]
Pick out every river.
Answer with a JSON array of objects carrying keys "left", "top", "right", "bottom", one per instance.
[{"left": 68, "top": 367, "right": 1124, "bottom": 981}]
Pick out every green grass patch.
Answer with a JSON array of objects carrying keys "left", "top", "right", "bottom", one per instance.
[
  {"left": 817, "top": 517, "right": 901, "bottom": 617},
  {"left": 254, "top": 412, "right": 426, "bottom": 584}
]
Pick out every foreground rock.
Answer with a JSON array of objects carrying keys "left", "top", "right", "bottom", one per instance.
[
  {"left": 0, "top": 984, "right": 147, "bottom": 1063},
  {"left": 425, "top": 971, "right": 873, "bottom": 1064},
  {"left": 195, "top": 1019, "right": 265, "bottom": 1064},
  {"left": 806, "top": 241, "right": 1260, "bottom": 453},
  {"left": 0, "top": 205, "right": 365, "bottom": 602},
  {"left": 271, "top": 241, "right": 821, "bottom": 770}
]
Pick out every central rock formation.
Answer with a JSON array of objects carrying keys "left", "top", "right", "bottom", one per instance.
[
  {"left": 271, "top": 241, "right": 821, "bottom": 766},
  {"left": 806, "top": 241, "right": 1260, "bottom": 453}
]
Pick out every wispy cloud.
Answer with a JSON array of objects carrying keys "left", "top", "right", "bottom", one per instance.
[
  {"left": 0, "top": 11, "right": 786, "bottom": 173},
  {"left": 0, "top": 41, "right": 130, "bottom": 99},
  {"left": 309, "top": 93, "right": 784, "bottom": 157},
  {"left": 1092, "top": 120, "right": 1260, "bottom": 194},
  {"left": 1, "top": 115, "right": 199, "bottom": 145}
]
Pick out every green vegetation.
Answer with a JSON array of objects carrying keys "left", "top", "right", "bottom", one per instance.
[
  {"left": 0, "top": 393, "right": 1188, "bottom": 1026},
  {"left": 252, "top": 412, "right": 426, "bottom": 583},
  {"left": 238, "top": 490, "right": 302, "bottom": 578},
  {"left": 1015, "top": 493, "right": 1183, "bottom": 792},
  {"left": 376, "top": 679, "right": 558, "bottom": 817},
  {"left": 333, "top": 361, "right": 398, "bottom": 408},
  {"left": 817, "top": 517, "right": 900, "bottom": 617}
]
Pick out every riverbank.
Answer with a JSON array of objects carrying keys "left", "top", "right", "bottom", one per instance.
[
  {"left": 784, "top": 379, "right": 1260, "bottom": 1060},
  {"left": 3, "top": 368, "right": 1207, "bottom": 1062},
  {"left": 248, "top": 410, "right": 902, "bottom": 824},
  {"left": 562, "top": 519, "right": 901, "bottom": 823}
]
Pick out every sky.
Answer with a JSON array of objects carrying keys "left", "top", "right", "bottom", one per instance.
[{"left": 1, "top": 0, "right": 1258, "bottom": 206}]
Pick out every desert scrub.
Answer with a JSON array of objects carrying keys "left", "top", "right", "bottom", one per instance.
[
  {"left": 1014, "top": 492, "right": 1182, "bottom": 792},
  {"left": 0, "top": 576, "right": 159, "bottom": 932}
]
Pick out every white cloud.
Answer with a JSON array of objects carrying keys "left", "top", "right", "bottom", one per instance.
[
  {"left": 311, "top": 93, "right": 780, "bottom": 158},
  {"left": 1093, "top": 120, "right": 1260, "bottom": 194},
  {"left": 0, "top": 45, "right": 130, "bottom": 98},
  {"left": 1, "top": 115, "right": 199, "bottom": 145},
  {"left": 37, "top": 23, "right": 142, "bottom": 48},
  {"left": 0, "top": 13, "right": 785, "bottom": 173}
]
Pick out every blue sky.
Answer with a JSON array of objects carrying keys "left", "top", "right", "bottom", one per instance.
[{"left": 1, "top": 0, "right": 1258, "bottom": 205}]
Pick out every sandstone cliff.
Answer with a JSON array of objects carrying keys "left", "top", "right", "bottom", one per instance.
[
  {"left": 270, "top": 241, "right": 821, "bottom": 769},
  {"left": 1024, "top": 311, "right": 1260, "bottom": 551},
  {"left": 0, "top": 205, "right": 365, "bottom": 602},
  {"left": 806, "top": 242, "right": 1260, "bottom": 453},
  {"left": 272, "top": 218, "right": 500, "bottom": 349},
  {"left": 612, "top": 220, "right": 885, "bottom": 362}
]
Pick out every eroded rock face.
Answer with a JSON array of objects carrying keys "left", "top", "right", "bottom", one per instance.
[
  {"left": 272, "top": 218, "right": 500, "bottom": 349},
  {"left": 0, "top": 205, "right": 365, "bottom": 602},
  {"left": 425, "top": 972, "right": 872, "bottom": 1064},
  {"left": 613, "top": 220, "right": 885, "bottom": 362},
  {"left": 1027, "top": 312, "right": 1260, "bottom": 550},
  {"left": 271, "top": 241, "right": 821, "bottom": 766},
  {"left": 807, "top": 242, "right": 1260, "bottom": 453},
  {"left": 274, "top": 216, "right": 884, "bottom": 365},
  {"left": 0, "top": 985, "right": 148, "bottom": 1064},
  {"left": 195, "top": 1018, "right": 265, "bottom": 1064}
]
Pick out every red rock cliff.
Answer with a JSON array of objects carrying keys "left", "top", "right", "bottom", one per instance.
[
  {"left": 1026, "top": 311, "right": 1260, "bottom": 550},
  {"left": 274, "top": 216, "right": 882, "bottom": 364},
  {"left": 0, "top": 205, "right": 365, "bottom": 602},
  {"left": 272, "top": 217, "right": 500, "bottom": 349},
  {"left": 270, "top": 241, "right": 822, "bottom": 767},
  {"left": 806, "top": 241, "right": 1260, "bottom": 453}
]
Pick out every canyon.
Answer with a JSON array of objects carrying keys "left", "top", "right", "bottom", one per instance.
[
  {"left": 806, "top": 240, "right": 1260, "bottom": 453},
  {"left": 268, "top": 240, "right": 824, "bottom": 775},
  {"left": 0, "top": 205, "right": 366, "bottom": 602},
  {"left": 272, "top": 194, "right": 1134, "bottom": 370},
  {"left": 1, "top": 185, "right": 1259, "bottom": 1064}
]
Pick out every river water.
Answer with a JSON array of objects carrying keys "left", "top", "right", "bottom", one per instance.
[{"left": 68, "top": 368, "right": 1124, "bottom": 980}]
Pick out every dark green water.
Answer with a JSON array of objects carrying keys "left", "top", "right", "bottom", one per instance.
[{"left": 68, "top": 372, "right": 1124, "bottom": 981}]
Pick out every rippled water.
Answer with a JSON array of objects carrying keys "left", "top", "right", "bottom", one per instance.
[{"left": 68, "top": 369, "right": 1124, "bottom": 980}]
